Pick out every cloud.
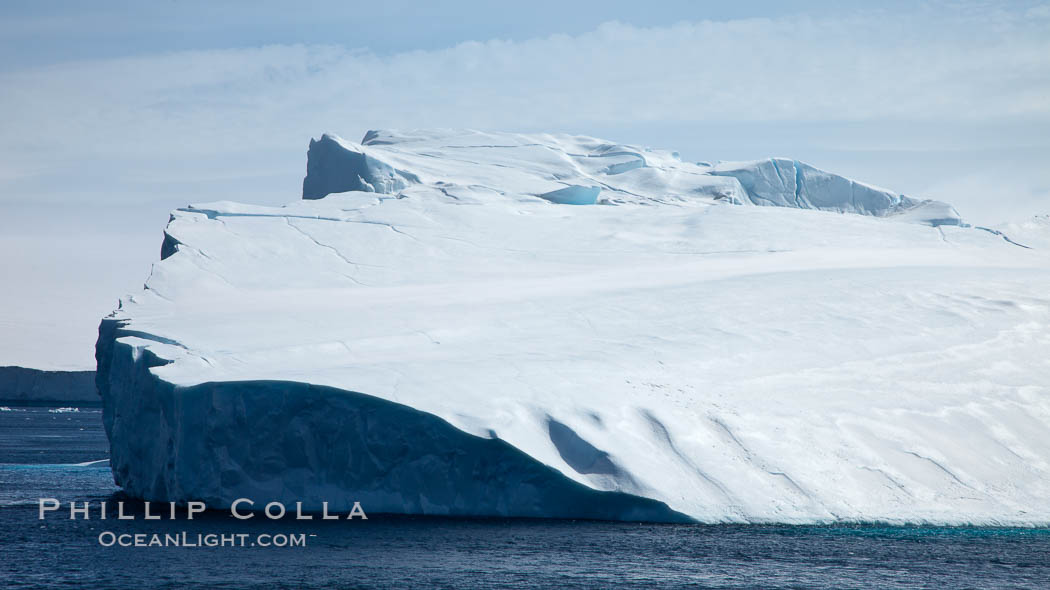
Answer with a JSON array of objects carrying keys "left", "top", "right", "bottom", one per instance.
[{"left": 1, "top": 6, "right": 1048, "bottom": 170}]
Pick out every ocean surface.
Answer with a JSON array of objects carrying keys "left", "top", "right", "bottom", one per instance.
[{"left": 1, "top": 405, "right": 1049, "bottom": 589}]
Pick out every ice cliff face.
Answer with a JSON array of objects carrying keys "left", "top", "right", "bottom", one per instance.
[{"left": 97, "top": 130, "right": 1050, "bottom": 524}]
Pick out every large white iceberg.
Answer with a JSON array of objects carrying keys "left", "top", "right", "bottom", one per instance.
[{"left": 96, "top": 129, "right": 1050, "bottom": 523}]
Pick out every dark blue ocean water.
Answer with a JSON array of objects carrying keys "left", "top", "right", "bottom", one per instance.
[{"left": 2, "top": 405, "right": 1049, "bottom": 589}]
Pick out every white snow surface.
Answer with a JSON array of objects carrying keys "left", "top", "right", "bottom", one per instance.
[
  {"left": 995, "top": 215, "right": 1050, "bottom": 250},
  {"left": 97, "top": 130, "right": 1050, "bottom": 524},
  {"left": 301, "top": 130, "right": 962, "bottom": 225}
]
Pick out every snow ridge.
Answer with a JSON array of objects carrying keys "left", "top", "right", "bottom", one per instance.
[{"left": 302, "top": 130, "right": 962, "bottom": 226}]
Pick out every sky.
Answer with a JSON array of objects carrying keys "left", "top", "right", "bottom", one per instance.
[{"left": 1, "top": 0, "right": 1048, "bottom": 369}]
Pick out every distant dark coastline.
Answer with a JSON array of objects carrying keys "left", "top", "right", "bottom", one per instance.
[{"left": 0, "top": 366, "right": 99, "bottom": 405}]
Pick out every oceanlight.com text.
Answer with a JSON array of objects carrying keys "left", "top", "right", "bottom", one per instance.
[{"left": 97, "top": 531, "right": 313, "bottom": 548}]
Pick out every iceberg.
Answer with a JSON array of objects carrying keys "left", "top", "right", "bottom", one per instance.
[
  {"left": 0, "top": 366, "right": 98, "bottom": 404},
  {"left": 96, "top": 129, "right": 1050, "bottom": 523}
]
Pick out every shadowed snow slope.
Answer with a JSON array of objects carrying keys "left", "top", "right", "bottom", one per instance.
[{"left": 97, "top": 130, "right": 1049, "bottom": 524}]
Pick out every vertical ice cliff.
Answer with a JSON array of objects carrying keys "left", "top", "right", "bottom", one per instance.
[
  {"left": 303, "top": 134, "right": 418, "bottom": 198},
  {"left": 96, "top": 130, "right": 1049, "bottom": 523},
  {"left": 94, "top": 327, "right": 683, "bottom": 520}
]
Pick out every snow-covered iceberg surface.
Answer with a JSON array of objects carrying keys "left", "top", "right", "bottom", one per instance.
[
  {"left": 97, "top": 130, "right": 1050, "bottom": 524},
  {"left": 301, "top": 130, "right": 962, "bottom": 225}
]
